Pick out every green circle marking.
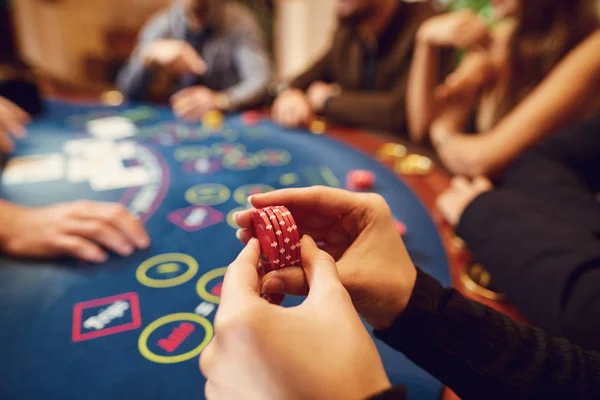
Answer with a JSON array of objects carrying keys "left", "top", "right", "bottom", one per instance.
[{"left": 185, "top": 184, "right": 231, "bottom": 206}]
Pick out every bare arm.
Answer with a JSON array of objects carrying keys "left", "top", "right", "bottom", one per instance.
[
  {"left": 407, "top": 35, "right": 445, "bottom": 142},
  {"left": 473, "top": 30, "right": 600, "bottom": 175}
]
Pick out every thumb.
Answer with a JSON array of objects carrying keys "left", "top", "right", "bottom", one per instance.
[
  {"left": 220, "top": 238, "right": 261, "bottom": 311},
  {"left": 300, "top": 235, "right": 343, "bottom": 297}
]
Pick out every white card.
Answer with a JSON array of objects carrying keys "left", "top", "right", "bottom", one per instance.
[
  {"left": 2, "top": 154, "right": 65, "bottom": 185},
  {"left": 87, "top": 116, "right": 137, "bottom": 140},
  {"left": 90, "top": 166, "right": 151, "bottom": 191},
  {"left": 117, "top": 141, "right": 136, "bottom": 159}
]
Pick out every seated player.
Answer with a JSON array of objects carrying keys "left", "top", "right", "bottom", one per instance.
[
  {"left": 407, "top": 0, "right": 600, "bottom": 177},
  {"left": 0, "top": 96, "right": 150, "bottom": 263},
  {"left": 272, "top": 0, "right": 437, "bottom": 132},
  {"left": 201, "top": 187, "right": 600, "bottom": 399},
  {"left": 117, "top": 0, "right": 271, "bottom": 121},
  {"left": 437, "top": 116, "right": 600, "bottom": 352}
]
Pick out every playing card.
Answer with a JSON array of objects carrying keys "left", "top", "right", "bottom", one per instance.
[{"left": 2, "top": 154, "right": 65, "bottom": 185}]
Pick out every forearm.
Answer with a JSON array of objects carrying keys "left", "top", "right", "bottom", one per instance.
[
  {"left": 289, "top": 52, "right": 332, "bottom": 92},
  {"left": 375, "top": 269, "right": 600, "bottom": 400},
  {"left": 407, "top": 37, "right": 443, "bottom": 142},
  {"left": 225, "top": 41, "right": 271, "bottom": 110},
  {"left": 324, "top": 91, "right": 405, "bottom": 132},
  {"left": 0, "top": 199, "right": 24, "bottom": 248},
  {"left": 478, "top": 31, "right": 600, "bottom": 174},
  {"left": 116, "top": 56, "right": 157, "bottom": 101}
]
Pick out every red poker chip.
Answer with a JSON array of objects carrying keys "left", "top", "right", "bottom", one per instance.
[
  {"left": 276, "top": 206, "right": 298, "bottom": 266},
  {"left": 395, "top": 220, "right": 407, "bottom": 236},
  {"left": 264, "top": 207, "right": 287, "bottom": 270},
  {"left": 241, "top": 111, "right": 263, "bottom": 126},
  {"left": 268, "top": 206, "right": 295, "bottom": 268},
  {"left": 252, "top": 209, "right": 280, "bottom": 270},
  {"left": 346, "top": 169, "right": 375, "bottom": 191},
  {"left": 278, "top": 206, "right": 301, "bottom": 265}
]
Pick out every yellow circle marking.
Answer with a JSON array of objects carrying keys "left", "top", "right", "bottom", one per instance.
[
  {"left": 136, "top": 253, "right": 199, "bottom": 288},
  {"left": 279, "top": 173, "right": 299, "bottom": 186},
  {"left": 197, "top": 267, "right": 228, "bottom": 304},
  {"left": 138, "top": 313, "right": 214, "bottom": 364},
  {"left": 185, "top": 184, "right": 231, "bottom": 206},
  {"left": 233, "top": 184, "right": 275, "bottom": 205}
]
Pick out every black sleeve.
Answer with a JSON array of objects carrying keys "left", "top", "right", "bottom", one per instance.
[
  {"left": 368, "top": 386, "right": 408, "bottom": 400},
  {"left": 375, "top": 269, "right": 600, "bottom": 400}
]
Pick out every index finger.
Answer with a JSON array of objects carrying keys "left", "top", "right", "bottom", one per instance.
[
  {"left": 220, "top": 238, "right": 262, "bottom": 310},
  {"left": 170, "top": 86, "right": 196, "bottom": 104},
  {"left": 249, "top": 187, "right": 359, "bottom": 218}
]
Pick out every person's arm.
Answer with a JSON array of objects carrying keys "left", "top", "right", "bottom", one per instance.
[
  {"left": 288, "top": 49, "right": 334, "bottom": 92},
  {"left": 322, "top": 77, "right": 408, "bottom": 132},
  {"left": 407, "top": 34, "right": 445, "bottom": 141},
  {"left": 116, "top": 12, "right": 172, "bottom": 101},
  {"left": 221, "top": 12, "right": 271, "bottom": 110},
  {"left": 460, "top": 29, "right": 600, "bottom": 176},
  {"left": 375, "top": 269, "right": 600, "bottom": 400}
]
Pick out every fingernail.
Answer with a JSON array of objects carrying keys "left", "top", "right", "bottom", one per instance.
[
  {"left": 232, "top": 212, "right": 240, "bottom": 222},
  {"left": 261, "top": 277, "right": 285, "bottom": 294},
  {"left": 247, "top": 195, "right": 255, "bottom": 204},
  {"left": 89, "top": 251, "right": 108, "bottom": 264},
  {"left": 136, "top": 236, "right": 150, "bottom": 249},
  {"left": 247, "top": 237, "right": 258, "bottom": 247},
  {"left": 235, "top": 229, "right": 243, "bottom": 239},
  {"left": 120, "top": 244, "right": 134, "bottom": 256}
]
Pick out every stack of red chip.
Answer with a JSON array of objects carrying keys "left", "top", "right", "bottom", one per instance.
[{"left": 252, "top": 206, "right": 301, "bottom": 272}]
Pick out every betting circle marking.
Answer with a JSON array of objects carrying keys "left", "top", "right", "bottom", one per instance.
[
  {"left": 138, "top": 313, "right": 214, "bottom": 364},
  {"left": 279, "top": 173, "right": 299, "bottom": 186},
  {"left": 233, "top": 184, "right": 275, "bottom": 205},
  {"left": 197, "top": 267, "right": 227, "bottom": 304},
  {"left": 136, "top": 253, "right": 199, "bottom": 288},
  {"left": 174, "top": 146, "right": 212, "bottom": 162},
  {"left": 185, "top": 183, "right": 231, "bottom": 206},
  {"left": 255, "top": 149, "right": 291, "bottom": 167}
]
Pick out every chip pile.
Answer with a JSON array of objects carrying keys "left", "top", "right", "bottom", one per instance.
[{"left": 252, "top": 206, "right": 301, "bottom": 272}]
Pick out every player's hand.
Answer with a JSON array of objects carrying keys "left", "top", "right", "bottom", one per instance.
[
  {"left": 234, "top": 187, "right": 417, "bottom": 330},
  {"left": 437, "top": 176, "right": 493, "bottom": 226},
  {"left": 306, "top": 81, "right": 338, "bottom": 112},
  {"left": 434, "top": 51, "right": 494, "bottom": 103},
  {"left": 417, "top": 10, "right": 491, "bottom": 50},
  {"left": 272, "top": 89, "right": 313, "bottom": 128},
  {"left": 200, "top": 236, "right": 391, "bottom": 399},
  {"left": 142, "top": 39, "right": 206, "bottom": 76},
  {"left": 171, "top": 86, "right": 217, "bottom": 121},
  {"left": 0, "top": 96, "right": 30, "bottom": 153},
  {"left": 0, "top": 200, "right": 150, "bottom": 263},
  {"left": 431, "top": 130, "right": 495, "bottom": 177}
]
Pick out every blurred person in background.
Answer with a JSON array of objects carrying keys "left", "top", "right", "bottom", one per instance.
[
  {"left": 407, "top": 0, "right": 600, "bottom": 177},
  {"left": 117, "top": 0, "right": 271, "bottom": 121},
  {"left": 272, "top": 0, "right": 439, "bottom": 132}
]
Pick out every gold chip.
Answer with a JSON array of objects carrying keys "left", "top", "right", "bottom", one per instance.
[
  {"left": 377, "top": 143, "right": 407, "bottom": 161},
  {"left": 310, "top": 119, "right": 327, "bottom": 135},
  {"left": 394, "top": 154, "right": 434, "bottom": 175}
]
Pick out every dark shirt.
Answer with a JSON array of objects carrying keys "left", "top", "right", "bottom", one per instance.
[
  {"left": 370, "top": 269, "right": 600, "bottom": 399},
  {"left": 289, "top": 2, "right": 436, "bottom": 132}
]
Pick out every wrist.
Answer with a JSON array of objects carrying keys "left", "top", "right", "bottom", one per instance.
[
  {"left": 0, "top": 201, "right": 25, "bottom": 249},
  {"left": 368, "top": 267, "right": 417, "bottom": 331}
]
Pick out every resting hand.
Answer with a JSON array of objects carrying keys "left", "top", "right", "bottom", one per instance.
[
  {"left": 235, "top": 186, "right": 417, "bottom": 330},
  {"left": 142, "top": 39, "right": 206, "bottom": 76},
  {"left": 171, "top": 86, "right": 218, "bottom": 121},
  {"left": 0, "top": 200, "right": 150, "bottom": 263},
  {"left": 306, "top": 81, "right": 338, "bottom": 112},
  {"left": 272, "top": 89, "right": 313, "bottom": 128},
  {"left": 0, "top": 97, "right": 30, "bottom": 153},
  {"left": 200, "top": 236, "right": 391, "bottom": 399},
  {"left": 418, "top": 10, "right": 491, "bottom": 50}
]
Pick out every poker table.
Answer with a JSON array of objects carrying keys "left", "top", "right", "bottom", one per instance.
[{"left": 0, "top": 100, "right": 455, "bottom": 400}]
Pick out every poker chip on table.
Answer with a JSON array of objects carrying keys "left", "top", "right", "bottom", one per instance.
[
  {"left": 395, "top": 220, "right": 407, "bottom": 236},
  {"left": 394, "top": 154, "right": 434, "bottom": 176},
  {"left": 377, "top": 143, "right": 407, "bottom": 162},
  {"left": 252, "top": 206, "right": 301, "bottom": 272},
  {"left": 203, "top": 110, "right": 224, "bottom": 130},
  {"left": 309, "top": 118, "right": 327, "bottom": 135},
  {"left": 241, "top": 111, "right": 263, "bottom": 126},
  {"left": 346, "top": 169, "right": 375, "bottom": 191}
]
